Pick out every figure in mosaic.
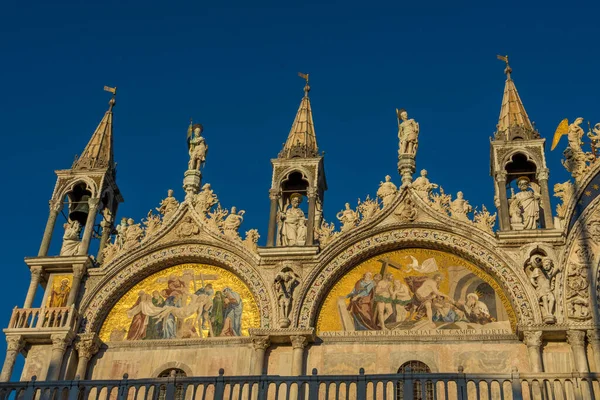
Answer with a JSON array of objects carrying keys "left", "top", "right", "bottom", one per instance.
[{"left": 48, "top": 278, "right": 71, "bottom": 308}]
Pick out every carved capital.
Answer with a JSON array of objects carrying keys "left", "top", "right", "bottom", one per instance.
[
  {"left": 72, "top": 264, "right": 86, "bottom": 279},
  {"left": 268, "top": 189, "right": 280, "bottom": 201},
  {"left": 291, "top": 335, "right": 308, "bottom": 350},
  {"left": 522, "top": 331, "right": 543, "bottom": 347},
  {"left": 51, "top": 334, "right": 73, "bottom": 352},
  {"left": 587, "top": 329, "right": 600, "bottom": 343},
  {"left": 5, "top": 336, "right": 24, "bottom": 353},
  {"left": 49, "top": 199, "right": 63, "bottom": 213},
  {"left": 87, "top": 197, "right": 101, "bottom": 211},
  {"left": 75, "top": 334, "right": 101, "bottom": 359},
  {"left": 251, "top": 337, "right": 270, "bottom": 351},
  {"left": 307, "top": 187, "right": 318, "bottom": 198},
  {"left": 537, "top": 168, "right": 550, "bottom": 181},
  {"left": 567, "top": 330, "right": 586, "bottom": 347},
  {"left": 495, "top": 171, "right": 508, "bottom": 182},
  {"left": 30, "top": 266, "right": 43, "bottom": 280}
]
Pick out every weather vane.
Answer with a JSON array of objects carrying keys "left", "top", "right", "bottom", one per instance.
[{"left": 496, "top": 54, "right": 512, "bottom": 77}]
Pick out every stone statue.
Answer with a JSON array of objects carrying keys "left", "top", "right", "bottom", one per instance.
[
  {"left": 357, "top": 196, "right": 380, "bottom": 223},
  {"left": 188, "top": 124, "right": 208, "bottom": 171},
  {"left": 157, "top": 189, "right": 179, "bottom": 221},
  {"left": 279, "top": 194, "right": 307, "bottom": 246},
  {"left": 508, "top": 177, "right": 541, "bottom": 230},
  {"left": 450, "top": 191, "right": 472, "bottom": 222},
  {"left": 223, "top": 206, "right": 245, "bottom": 240},
  {"left": 243, "top": 229, "right": 260, "bottom": 253},
  {"left": 60, "top": 220, "right": 82, "bottom": 256},
  {"left": 195, "top": 183, "right": 218, "bottom": 216},
  {"left": 115, "top": 218, "right": 128, "bottom": 249},
  {"left": 473, "top": 205, "right": 496, "bottom": 234},
  {"left": 567, "top": 117, "right": 585, "bottom": 153},
  {"left": 412, "top": 169, "right": 438, "bottom": 200},
  {"left": 526, "top": 255, "right": 559, "bottom": 324},
  {"left": 123, "top": 218, "right": 144, "bottom": 250},
  {"left": 274, "top": 268, "right": 301, "bottom": 328},
  {"left": 376, "top": 175, "right": 398, "bottom": 207},
  {"left": 397, "top": 109, "right": 419, "bottom": 156},
  {"left": 562, "top": 147, "right": 593, "bottom": 183},
  {"left": 587, "top": 122, "right": 600, "bottom": 150},
  {"left": 337, "top": 203, "right": 358, "bottom": 233}
]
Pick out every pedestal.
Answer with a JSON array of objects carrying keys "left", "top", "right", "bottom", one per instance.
[
  {"left": 183, "top": 170, "right": 202, "bottom": 199},
  {"left": 398, "top": 155, "right": 416, "bottom": 186}
]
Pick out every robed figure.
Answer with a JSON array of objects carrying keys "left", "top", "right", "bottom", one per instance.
[{"left": 346, "top": 272, "right": 378, "bottom": 330}]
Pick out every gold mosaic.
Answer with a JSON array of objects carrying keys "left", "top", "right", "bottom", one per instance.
[
  {"left": 100, "top": 264, "right": 260, "bottom": 342},
  {"left": 317, "top": 249, "right": 516, "bottom": 333},
  {"left": 46, "top": 274, "right": 72, "bottom": 308}
]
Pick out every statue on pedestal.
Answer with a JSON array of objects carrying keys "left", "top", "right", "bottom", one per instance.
[
  {"left": 450, "top": 191, "right": 472, "bottom": 222},
  {"left": 187, "top": 123, "right": 208, "bottom": 171},
  {"left": 279, "top": 194, "right": 307, "bottom": 246},
  {"left": 397, "top": 109, "right": 420, "bottom": 157},
  {"left": 508, "top": 177, "right": 540, "bottom": 230}
]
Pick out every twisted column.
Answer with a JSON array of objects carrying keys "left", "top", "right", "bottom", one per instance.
[
  {"left": 23, "top": 266, "right": 43, "bottom": 308},
  {"left": 74, "top": 333, "right": 100, "bottom": 379},
  {"left": 0, "top": 336, "right": 23, "bottom": 382},
  {"left": 251, "top": 337, "right": 270, "bottom": 375},
  {"left": 523, "top": 331, "right": 544, "bottom": 372},
  {"left": 567, "top": 330, "right": 589, "bottom": 373},
  {"left": 38, "top": 200, "right": 63, "bottom": 256}
]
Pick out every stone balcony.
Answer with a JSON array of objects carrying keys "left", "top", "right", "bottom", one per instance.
[{"left": 4, "top": 306, "right": 79, "bottom": 339}]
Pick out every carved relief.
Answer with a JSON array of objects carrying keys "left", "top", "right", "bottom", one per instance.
[
  {"left": 524, "top": 254, "right": 561, "bottom": 324},
  {"left": 394, "top": 197, "right": 418, "bottom": 223},
  {"left": 223, "top": 207, "right": 245, "bottom": 240},
  {"left": 357, "top": 196, "right": 380, "bottom": 224},
  {"left": 274, "top": 267, "right": 301, "bottom": 328},
  {"left": 243, "top": 229, "right": 260, "bottom": 253},
  {"left": 177, "top": 216, "right": 200, "bottom": 238},
  {"left": 314, "top": 220, "right": 338, "bottom": 248},
  {"left": 566, "top": 243, "right": 593, "bottom": 321},
  {"left": 472, "top": 206, "right": 497, "bottom": 234},
  {"left": 554, "top": 181, "right": 574, "bottom": 222}
]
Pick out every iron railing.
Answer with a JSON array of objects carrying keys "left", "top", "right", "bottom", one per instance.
[{"left": 0, "top": 368, "right": 599, "bottom": 399}]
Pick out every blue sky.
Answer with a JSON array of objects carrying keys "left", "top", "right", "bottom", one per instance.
[{"left": 1, "top": 0, "right": 599, "bottom": 379}]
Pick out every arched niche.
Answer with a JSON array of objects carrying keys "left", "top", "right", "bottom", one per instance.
[{"left": 80, "top": 243, "right": 272, "bottom": 334}]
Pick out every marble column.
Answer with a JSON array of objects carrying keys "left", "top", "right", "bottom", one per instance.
[
  {"left": 38, "top": 200, "right": 62, "bottom": 256},
  {"left": 78, "top": 198, "right": 100, "bottom": 256},
  {"left": 290, "top": 336, "right": 307, "bottom": 376},
  {"left": 46, "top": 333, "right": 73, "bottom": 381},
  {"left": 251, "top": 337, "right": 270, "bottom": 375},
  {"left": 267, "top": 190, "right": 279, "bottom": 247},
  {"left": 306, "top": 189, "right": 317, "bottom": 246},
  {"left": 567, "top": 330, "right": 589, "bottom": 373},
  {"left": 66, "top": 265, "right": 85, "bottom": 307},
  {"left": 0, "top": 336, "right": 23, "bottom": 382},
  {"left": 96, "top": 211, "right": 114, "bottom": 263},
  {"left": 74, "top": 333, "right": 100, "bottom": 379},
  {"left": 23, "top": 266, "right": 43, "bottom": 308},
  {"left": 587, "top": 330, "right": 600, "bottom": 372},
  {"left": 523, "top": 331, "right": 544, "bottom": 372},
  {"left": 495, "top": 172, "right": 510, "bottom": 230},
  {"left": 537, "top": 169, "right": 554, "bottom": 229}
]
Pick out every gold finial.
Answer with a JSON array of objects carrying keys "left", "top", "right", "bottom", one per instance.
[
  {"left": 104, "top": 85, "right": 117, "bottom": 110},
  {"left": 298, "top": 72, "right": 310, "bottom": 96},
  {"left": 496, "top": 55, "right": 512, "bottom": 79}
]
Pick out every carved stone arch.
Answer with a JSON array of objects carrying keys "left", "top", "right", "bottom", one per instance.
[
  {"left": 57, "top": 177, "right": 99, "bottom": 200},
  {"left": 294, "top": 227, "right": 540, "bottom": 329},
  {"left": 80, "top": 242, "right": 273, "bottom": 335},
  {"left": 276, "top": 166, "right": 315, "bottom": 189},
  {"left": 151, "top": 361, "right": 194, "bottom": 378},
  {"left": 501, "top": 149, "right": 541, "bottom": 172}
]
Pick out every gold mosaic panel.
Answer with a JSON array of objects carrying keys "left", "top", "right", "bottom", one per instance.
[
  {"left": 317, "top": 249, "right": 516, "bottom": 333},
  {"left": 100, "top": 264, "right": 260, "bottom": 342},
  {"left": 46, "top": 274, "right": 72, "bottom": 308}
]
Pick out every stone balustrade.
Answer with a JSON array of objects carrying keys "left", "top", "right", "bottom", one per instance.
[
  {"left": 6, "top": 306, "right": 78, "bottom": 332},
  {"left": 0, "top": 368, "right": 599, "bottom": 399}
]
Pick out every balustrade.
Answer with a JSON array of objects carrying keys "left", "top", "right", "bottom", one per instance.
[
  {"left": 6, "top": 306, "right": 78, "bottom": 332},
  {"left": 0, "top": 368, "right": 599, "bottom": 399}
]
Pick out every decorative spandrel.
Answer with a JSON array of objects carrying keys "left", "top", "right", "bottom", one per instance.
[
  {"left": 317, "top": 249, "right": 515, "bottom": 335},
  {"left": 99, "top": 264, "right": 260, "bottom": 342}
]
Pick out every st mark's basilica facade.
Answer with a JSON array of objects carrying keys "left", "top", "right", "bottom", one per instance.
[{"left": 1, "top": 59, "right": 600, "bottom": 399}]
